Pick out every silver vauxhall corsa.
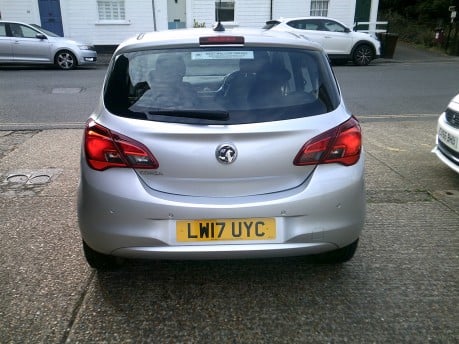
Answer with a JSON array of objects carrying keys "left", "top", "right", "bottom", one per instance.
[{"left": 78, "top": 26, "right": 365, "bottom": 269}]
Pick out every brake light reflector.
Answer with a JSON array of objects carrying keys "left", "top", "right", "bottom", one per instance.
[
  {"left": 294, "top": 117, "right": 362, "bottom": 166},
  {"left": 199, "top": 36, "right": 244, "bottom": 45},
  {"left": 84, "top": 120, "right": 158, "bottom": 171}
]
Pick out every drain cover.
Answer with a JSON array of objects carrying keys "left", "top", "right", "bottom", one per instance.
[
  {"left": 6, "top": 174, "right": 29, "bottom": 183},
  {"left": 6, "top": 171, "right": 54, "bottom": 185},
  {"left": 1, "top": 169, "right": 62, "bottom": 196}
]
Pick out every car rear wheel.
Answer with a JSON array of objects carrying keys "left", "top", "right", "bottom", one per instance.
[
  {"left": 331, "top": 58, "right": 348, "bottom": 66},
  {"left": 55, "top": 50, "right": 76, "bottom": 70},
  {"left": 83, "top": 240, "right": 120, "bottom": 270},
  {"left": 352, "top": 44, "right": 374, "bottom": 66},
  {"left": 312, "top": 239, "right": 359, "bottom": 263}
]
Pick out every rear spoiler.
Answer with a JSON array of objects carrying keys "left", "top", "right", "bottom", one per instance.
[{"left": 263, "top": 20, "right": 281, "bottom": 30}]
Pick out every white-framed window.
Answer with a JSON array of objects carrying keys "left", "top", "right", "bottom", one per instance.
[
  {"left": 97, "top": 0, "right": 126, "bottom": 21},
  {"left": 310, "top": 0, "right": 329, "bottom": 16},
  {"left": 215, "top": 0, "right": 235, "bottom": 22}
]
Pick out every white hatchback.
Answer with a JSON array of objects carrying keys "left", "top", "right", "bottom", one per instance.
[
  {"left": 433, "top": 93, "right": 459, "bottom": 173},
  {"left": 264, "top": 17, "right": 381, "bottom": 66}
]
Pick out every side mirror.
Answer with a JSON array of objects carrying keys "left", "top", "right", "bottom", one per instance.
[
  {"left": 344, "top": 28, "right": 351, "bottom": 33},
  {"left": 36, "top": 33, "right": 47, "bottom": 40}
]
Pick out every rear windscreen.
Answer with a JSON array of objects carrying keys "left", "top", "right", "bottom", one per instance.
[{"left": 104, "top": 47, "right": 340, "bottom": 125}]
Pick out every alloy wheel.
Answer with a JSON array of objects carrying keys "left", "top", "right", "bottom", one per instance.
[
  {"left": 352, "top": 44, "right": 374, "bottom": 66},
  {"left": 56, "top": 51, "right": 76, "bottom": 70}
]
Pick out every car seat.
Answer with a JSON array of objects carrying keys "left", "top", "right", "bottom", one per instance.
[{"left": 221, "top": 51, "right": 271, "bottom": 108}]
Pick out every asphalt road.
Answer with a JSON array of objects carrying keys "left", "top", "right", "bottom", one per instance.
[
  {"left": 336, "top": 42, "right": 459, "bottom": 117},
  {"left": 1, "top": 41, "right": 459, "bottom": 130},
  {"left": 0, "top": 43, "right": 458, "bottom": 343}
]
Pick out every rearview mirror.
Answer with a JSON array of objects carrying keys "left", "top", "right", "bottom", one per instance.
[{"left": 36, "top": 33, "right": 47, "bottom": 40}]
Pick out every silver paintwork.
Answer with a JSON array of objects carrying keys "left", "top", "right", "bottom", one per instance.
[{"left": 78, "top": 27, "right": 365, "bottom": 261}]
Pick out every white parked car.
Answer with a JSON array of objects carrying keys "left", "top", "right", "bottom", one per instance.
[
  {"left": 432, "top": 93, "right": 459, "bottom": 173},
  {"left": 0, "top": 20, "right": 97, "bottom": 70},
  {"left": 264, "top": 17, "right": 381, "bottom": 66}
]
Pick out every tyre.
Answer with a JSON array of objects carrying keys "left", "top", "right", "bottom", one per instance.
[
  {"left": 83, "top": 240, "right": 120, "bottom": 270},
  {"left": 352, "top": 44, "right": 374, "bottom": 66},
  {"left": 312, "top": 239, "right": 359, "bottom": 264},
  {"left": 331, "top": 58, "right": 348, "bottom": 66},
  {"left": 55, "top": 50, "right": 77, "bottom": 70}
]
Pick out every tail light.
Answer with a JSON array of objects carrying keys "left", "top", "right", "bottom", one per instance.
[
  {"left": 84, "top": 120, "right": 158, "bottom": 171},
  {"left": 294, "top": 117, "right": 362, "bottom": 166}
]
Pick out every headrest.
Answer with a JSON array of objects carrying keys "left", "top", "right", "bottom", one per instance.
[
  {"left": 153, "top": 54, "right": 186, "bottom": 81},
  {"left": 258, "top": 66, "right": 291, "bottom": 82}
]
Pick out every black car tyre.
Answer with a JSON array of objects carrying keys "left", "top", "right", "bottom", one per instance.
[
  {"left": 352, "top": 44, "right": 374, "bottom": 66},
  {"left": 55, "top": 50, "right": 76, "bottom": 70},
  {"left": 83, "top": 240, "right": 120, "bottom": 270},
  {"left": 312, "top": 239, "right": 359, "bottom": 264},
  {"left": 331, "top": 58, "right": 348, "bottom": 66}
]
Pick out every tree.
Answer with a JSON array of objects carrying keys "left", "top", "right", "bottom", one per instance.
[{"left": 380, "top": 0, "right": 455, "bottom": 22}]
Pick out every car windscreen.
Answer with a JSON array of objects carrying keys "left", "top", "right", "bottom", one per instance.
[{"left": 104, "top": 47, "right": 341, "bottom": 125}]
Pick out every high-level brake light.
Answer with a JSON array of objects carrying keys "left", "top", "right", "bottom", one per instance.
[{"left": 199, "top": 36, "right": 244, "bottom": 45}]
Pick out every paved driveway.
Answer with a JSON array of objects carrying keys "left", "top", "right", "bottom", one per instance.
[{"left": 0, "top": 116, "right": 457, "bottom": 343}]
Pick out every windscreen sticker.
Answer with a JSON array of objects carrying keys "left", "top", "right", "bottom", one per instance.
[{"left": 191, "top": 51, "right": 254, "bottom": 60}]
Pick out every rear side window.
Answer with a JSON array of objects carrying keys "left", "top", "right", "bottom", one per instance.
[
  {"left": 288, "top": 20, "right": 320, "bottom": 30},
  {"left": 104, "top": 47, "right": 340, "bottom": 125}
]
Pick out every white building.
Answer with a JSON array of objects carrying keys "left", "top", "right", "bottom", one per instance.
[{"left": 0, "top": 0, "right": 379, "bottom": 49}]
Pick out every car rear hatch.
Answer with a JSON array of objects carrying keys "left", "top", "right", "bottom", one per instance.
[
  {"left": 93, "top": 30, "right": 355, "bottom": 197},
  {"left": 85, "top": 109, "right": 358, "bottom": 198},
  {"left": 123, "top": 118, "right": 329, "bottom": 197}
]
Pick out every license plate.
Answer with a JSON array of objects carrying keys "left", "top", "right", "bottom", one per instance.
[
  {"left": 176, "top": 218, "right": 276, "bottom": 242},
  {"left": 438, "top": 127, "right": 458, "bottom": 149}
]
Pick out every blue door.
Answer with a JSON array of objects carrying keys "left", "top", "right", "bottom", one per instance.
[{"left": 38, "top": 0, "right": 64, "bottom": 36}]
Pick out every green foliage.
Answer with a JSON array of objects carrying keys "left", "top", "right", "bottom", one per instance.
[
  {"left": 417, "top": 0, "right": 453, "bottom": 21},
  {"left": 379, "top": 0, "right": 455, "bottom": 22},
  {"left": 380, "top": 11, "right": 435, "bottom": 44},
  {"left": 193, "top": 19, "right": 206, "bottom": 28},
  {"left": 379, "top": 9, "right": 459, "bottom": 55}
]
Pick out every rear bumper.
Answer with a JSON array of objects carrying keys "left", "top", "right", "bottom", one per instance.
[
  {"left": 78, "top": 156, "right": 365, "bottom": 260},
  {"left": 114, "top": 242, "right": 337, "bottom": 260}
]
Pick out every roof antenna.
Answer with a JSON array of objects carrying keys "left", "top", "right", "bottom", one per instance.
[{"left": 213, "top": 0, "right": 225, "bottom": 31}]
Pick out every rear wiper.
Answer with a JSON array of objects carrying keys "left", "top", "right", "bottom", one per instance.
[{"left": 147, "top": 109, "right": 229, "bottom": 121}]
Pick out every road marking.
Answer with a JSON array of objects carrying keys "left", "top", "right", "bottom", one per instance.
[{"left": 51, "top": 88, "right": 84, "bottom": 94}]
